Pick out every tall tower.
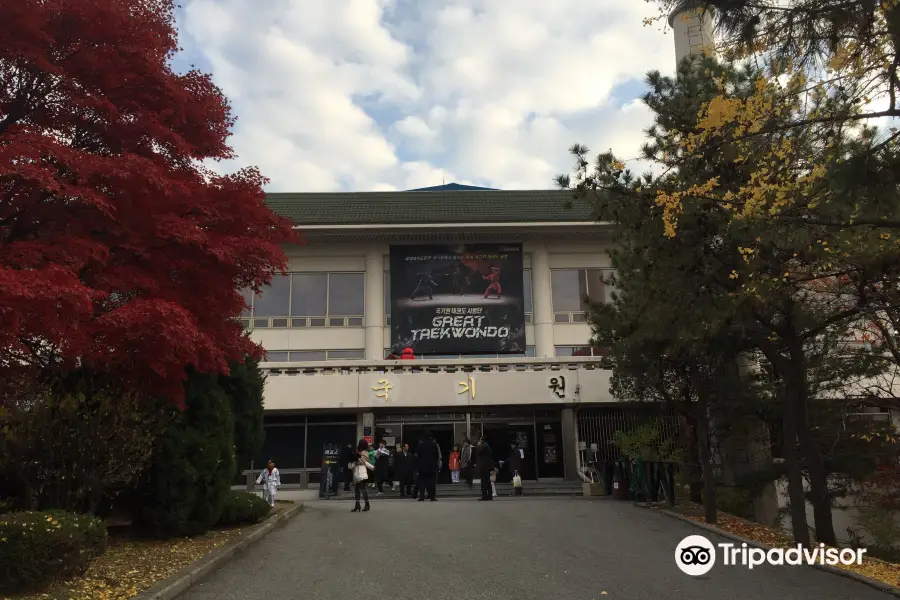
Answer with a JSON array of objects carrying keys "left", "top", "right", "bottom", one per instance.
[{"left": 668, "top": 2, "right": 716, "bottom": 64}]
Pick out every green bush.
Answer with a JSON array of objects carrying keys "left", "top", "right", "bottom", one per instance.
[
  {"left": 0, "top": 510, "right": 107, "bottom": 593},
  {"left": 219, "top": 359, "right": 266, "bottom": 474},
  {"left": 715, "top": 486, "right": 755, "bottom": 519},
  {"left": 133, "top": 370, "right": 235, "bottom": 539},
  {"left": 217, "top": 491, "right": 272, "bottom": 526}
]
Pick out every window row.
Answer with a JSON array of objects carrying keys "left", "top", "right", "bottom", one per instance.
[
  {"left": 260, "top": 346, "right": 610, "bottom": 362},
  {"left": 264, "top": 349, "right": 365, "bottom": 362},
  {"left": 242, "top": 268, "right": 615, "bottom": 330},
  {"left": 241, "top": 272, "right": 365, "bottom": 329},
  {"left": 554, "top": 346, "right": 608, "bottom": 357}
]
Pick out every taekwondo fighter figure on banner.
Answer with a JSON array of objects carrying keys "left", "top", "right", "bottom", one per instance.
[{"left": 389, "top": 244, "right": 527, "bottom": 355}]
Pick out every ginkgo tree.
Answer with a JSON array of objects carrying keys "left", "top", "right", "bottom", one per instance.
[
  {"left": 640, "top": 0, "right": 900, "bottom": 235},
  {"left": 0, "top": 0, "right": 297, "bottom": 404},
  {"left": 560, "top": 53, "right": 899, "bottom": 545}
]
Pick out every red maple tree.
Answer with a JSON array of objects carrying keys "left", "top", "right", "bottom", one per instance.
[{"left": 0, "top": 0, "right": 298, "bottom": 403}]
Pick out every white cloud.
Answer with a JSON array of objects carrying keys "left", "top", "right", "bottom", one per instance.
[{"left": 178, "top": 0, "right": 676, "bottom": 192}]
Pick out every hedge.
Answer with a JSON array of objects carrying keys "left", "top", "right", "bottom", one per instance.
[
  {"left": 217, "top": 491, "right": 272, "bottom": 526},
  {"left": 0, "top": 510, "right": 107, "bottom": 593}
]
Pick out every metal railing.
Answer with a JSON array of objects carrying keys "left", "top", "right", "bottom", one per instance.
[
  {"left": 259, "top": 355, "right": 613, "bottom": 375},
  {"left": 242, "top": 468, "right": 314, "bottom": 490}
]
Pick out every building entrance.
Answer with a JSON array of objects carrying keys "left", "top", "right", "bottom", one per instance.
[
  {"left": 373, "top": 408, "right": 564, "bottom": 482},
  {"left": 481, "top": 423, "right": 535, "bottom": 483},
  {"left": 401, "top": 424, "right": 454, "bottom": 484}
]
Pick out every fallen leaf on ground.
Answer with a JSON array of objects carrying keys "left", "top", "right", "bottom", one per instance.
[
  {"left": 664, "top": 502, "right": 900, "bottom": 588},
  {"left": 7, "top": 505, "right": 292, "bottom": 600}
]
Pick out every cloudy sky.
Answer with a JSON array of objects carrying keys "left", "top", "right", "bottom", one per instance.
[{"left": 173, "top": 0, "right": 677, "bottom": 192}]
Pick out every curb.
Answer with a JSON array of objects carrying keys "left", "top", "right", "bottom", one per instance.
[
  {"left": 134, "top": 502, "right": 305, "bottom": 600},
  {"left": 657, "top": 508, "right": 900, "bottom": 598}
]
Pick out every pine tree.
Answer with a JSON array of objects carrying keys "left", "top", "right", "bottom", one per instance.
[
  {"left": 219, "top": 357, "right": 266, "bottom": 474},
  {"left": 560, "top": 54, "right": 895, "bottom": 545},
  {"left": 133, "top": 370, "right": 235, "bottom": 539}
]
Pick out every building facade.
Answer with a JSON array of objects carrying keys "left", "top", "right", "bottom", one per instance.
[{"left": 245, "top": 188, "right": 625, "bottom": 485}]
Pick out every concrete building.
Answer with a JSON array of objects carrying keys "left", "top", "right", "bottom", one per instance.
[
  {"left": 246, "top": 188, "right": 621, "bottom": 485},
  {"left": 243, "top": 5, "right": 717, "bottom": 488}
]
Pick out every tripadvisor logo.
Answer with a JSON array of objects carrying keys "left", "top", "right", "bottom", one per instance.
[{"left": 675, "top": 535, "right": 866, "bottom": 576}]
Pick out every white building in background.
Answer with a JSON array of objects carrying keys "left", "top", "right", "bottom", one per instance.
[
  {"left": 240, "top": 6, "right": 719, "bottom": 487},
  {"left": 244, "top": 186, "right": 621, "bottom": 485}
]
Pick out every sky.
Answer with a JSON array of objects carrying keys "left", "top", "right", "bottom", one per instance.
[{"left": 172, "top": 0, "right": 677, "bottom": 192}]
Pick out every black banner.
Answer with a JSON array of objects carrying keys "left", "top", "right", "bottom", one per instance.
[
  {"left": 319, "top": 442, "right": 341, "bottom": 499},
  {"left": 389, "top": 244, "right": 526, "bottom": 354}
]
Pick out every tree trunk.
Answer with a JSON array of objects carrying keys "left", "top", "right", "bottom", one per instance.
[
  {"left": 781, "top": 384, "right": 811, "bottom": 546},
  {"left": 695, "top": 398, "right": 717, "bottom": 524},
  {"left": 682, "top": 414, "right": 703, "bottom": 503},
  {"left": 691, "top": 375, "right": 717, "bottom": 524},
  {"left": 783, "top": 343, "right": 837, "bottom": 546}
]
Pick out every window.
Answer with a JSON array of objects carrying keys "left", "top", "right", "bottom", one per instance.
[
  {"left": 523, "top": 269, "right": 533, "bottom": 323},
  {"left": 244, "top": 272, "right": 365, "bottom": 329},
  {"left": 289, "top": 350, "right": 326, "bottom": 362},
  {"left": 550, "top": 269, "right": 616, "bottom": 323},
  {"left": 239, "top": 288, "right": 253, "bottom": 317},
  {"left": 418, "top": 347, "right": 536, "bottom": 359},
  {"left": 291, "top": 273, "right": 327, "bottom": 317},
  {"left": 327, "top": 349, "right": 365, "bottom": 360},
  {"left": 384, "top": 271, "right": 391, "bottom": 326},
  {"left": 328, "top": 273, "right": 365, "bottom": 318},
  {"left": 555, "top": 346, "right": 605, "bottom": 357},
  {"left": 253, "top": 274, "right": 291, "bottom": 317},
  {"left": 260, "top": 349, "right": 364, "bottom": 363}
]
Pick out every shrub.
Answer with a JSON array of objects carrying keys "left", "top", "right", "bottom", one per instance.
[
  {"left": 0, "top": 371, "right": 170, "bottom": 514},
  {"left": 715, "top": 485, "right": 755, "bottom": 520},
  {"left": 219, "top": 358, "right": 266, "bottom": 473},
  {"left": 0, "top": 510, "right": 107, "bottom": 593},
  {"left": 133, "top": 370, "right": 235, "bottom": 539},
  {"left": 217, "top": 491, "right": 272, "bottom": 526}
]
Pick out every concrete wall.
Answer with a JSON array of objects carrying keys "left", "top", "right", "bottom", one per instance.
[
  {"left": 775, "top": 474, "right": 900, "bottom": 547},
  {"left": 261, "top": 360, "right": 613, "bottom": 411},
  {"left": 249, "top": 235, "right": 611, "bottom": 357},
  {"left": 669, "top": 4, "right": 716, "bottom": 64}
]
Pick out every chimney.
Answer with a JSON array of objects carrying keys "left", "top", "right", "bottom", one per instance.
[{"left": 668, "top": 2, "right": 715, "bottom": 65}]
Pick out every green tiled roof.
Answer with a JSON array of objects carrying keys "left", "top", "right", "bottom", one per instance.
[{"left": 265, "top": 190, "right": 596, "bottom": 225}]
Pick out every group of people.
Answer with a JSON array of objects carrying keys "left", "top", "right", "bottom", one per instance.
[{"left": 339, "top": 434, "right": 523, "bottom": 511}]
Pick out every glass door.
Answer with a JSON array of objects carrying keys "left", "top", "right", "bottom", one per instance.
[{"left": 537, "top": 421, "right": 565, "bottom": 479}]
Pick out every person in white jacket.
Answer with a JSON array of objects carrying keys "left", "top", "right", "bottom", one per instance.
[
  {"left": 351, "top": 440, "right": 376, "bottom": 512},
  {"left": 256, "top": 460, "right": 281, "bottom": 507}
]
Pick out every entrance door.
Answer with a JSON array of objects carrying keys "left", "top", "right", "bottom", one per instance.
[
  {"left": 536, "top": 422, "right": 565, "bottom": 479},
  {"left": 481, "top": 424, "right": 536, "bottom": 482},
  {"left": 401, "top": 424, "right": 455, "bottom": 484}
]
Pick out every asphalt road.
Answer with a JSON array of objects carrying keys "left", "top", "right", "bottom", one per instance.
[{"left": 181, "top": 497, "right": 893, "bottom": 600}]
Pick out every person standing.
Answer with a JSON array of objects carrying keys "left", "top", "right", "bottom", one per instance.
[
  {"left": 255, "top": 459, "right": 281, "bottom": 508},
  {"left": 476, "top": 437, "right": 494, "bottom": 501},
  {"left": 351, "top": 440, "right": 375, "bottom": 512},
  {"left": 502, "top": 441, "right": 523, "bottom": 495},
  {"left": 449, "top": 445, "right": 461, "bottom": 483},
  {"left": 460, "top": 438, "right": 474, "bottom": 490},
  {"left": 338, "top": 442, "right": 354, "bottom": 493},
  {"left": 394, "top": 443, "right": 414, "bottom": 497},
  {"left": 367, "top": 445, "right": 377, "bottom": 488},
  {"left": 416, "top": 432, "right": 440, "bottom": 501},
  {"left": 374, "top": 439, "right": 392, "bottom": 495}
]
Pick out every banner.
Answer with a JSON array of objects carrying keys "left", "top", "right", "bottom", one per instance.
[{"left": 389, "top": 244, "right": 526, "bottom": 354}]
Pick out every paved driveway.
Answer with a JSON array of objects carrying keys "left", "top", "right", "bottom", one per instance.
[{"left": 182, "top": 497, "right": 892, "bottom": 600}]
